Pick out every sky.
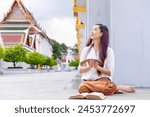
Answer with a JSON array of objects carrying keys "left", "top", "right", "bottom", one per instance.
[{"left": 0, "top": 0, "right": 77, "bottom": 46}]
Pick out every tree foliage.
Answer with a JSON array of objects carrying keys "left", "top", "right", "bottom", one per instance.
[
  {"left": 3, "top": 45, "right": 27, "bottom": 67},
  {"left": 51, "top": 40, "right": 61, "bottom": 59},
  {"left": 0, "top": 46, "right": 4, "bottom": 59},
  {"left": 51, "top": 39, "right": 68, "bottom": 59},
  {"left": 25, "top": 52, "right": 47, "bottom": 65},
  {"left": 71, "top": 43, "right": 78, "bottom": 54},
  {"left": 69, "top": 60, "right": 79, "bottom": 69},
  {"left": 61, "top": 43, "right": 68, "bottom": 53},
  {"left": 43, "top": 57, "right": 57, "bottom": 67}
]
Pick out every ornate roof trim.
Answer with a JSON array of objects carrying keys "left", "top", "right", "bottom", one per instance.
[
  {"left": 1, "top": 0, "right": 37, "bottom": 24},
  {"left": 0, "top": 0, "right": 51, "bottom": 42}
]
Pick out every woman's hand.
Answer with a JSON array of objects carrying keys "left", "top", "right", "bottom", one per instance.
[
  {"left": 88, "top": 60, "right": 94, "bottom": 67},
  {"left": 79, "top": 65, "right": 92, "bottom": 74},
  {"left": 93, "top": 61, "right": 101, "bottom": 70},
  {"left": 94, "top": 61, "right": 111, "bottom": 76}
]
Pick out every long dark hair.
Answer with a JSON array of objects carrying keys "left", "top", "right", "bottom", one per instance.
[{"left": 86, "top": 24, "right": 109, "bottom": 67}]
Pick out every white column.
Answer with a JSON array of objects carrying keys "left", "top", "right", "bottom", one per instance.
[
  {"left": 0, "top": 32, "right": 4, "bottom": 47},
  {"left": 23, "top": 29, "right": 29, "bottom": 46},
  {"left": 30, "top": 34, "right": 35, "bottom": 48}
]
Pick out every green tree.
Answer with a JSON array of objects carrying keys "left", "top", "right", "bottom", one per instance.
[
  {"left": 25, "top": 52, "right": 47, "bottom": 66},
  {"left": 51, "top": 39, "right": 62, "bottom": 59},
  {"left": 71, "top": 43, "right": 78, "bottom": 54},
  {"left": 51, "top": 39, "right": 68, "bottom": 59},
  {"left": 43, "top": 57, "right": 57, "bottom": 68},
  {"left": 49, "top": 58, "right": 57, "bottom": 68},
  {"left": 69, "top": 60, "right": 79, "bottom": 69},
  {"left": 0, "top": 46, "right": 4, "bottom": 59},
  {"left": 61, "top": 43, "right": 68, "bottom": 53},
  {"left": 3, "top": 45, "right": 27, "bottom": 67}
]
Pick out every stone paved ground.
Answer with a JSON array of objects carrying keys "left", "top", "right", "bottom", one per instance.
[{"left": 0, "top": 71, "right": 150, "bottom": 100}]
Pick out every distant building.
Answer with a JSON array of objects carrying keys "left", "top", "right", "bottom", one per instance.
[
  {"left": 61, "top": 53, "right": 79, "bottom": 63},
  {"left": 0, "top": 0, "right": 53, "bottom": 68},
  {"left": 73, "top": 0, "right": 150, "bottom": 87}
]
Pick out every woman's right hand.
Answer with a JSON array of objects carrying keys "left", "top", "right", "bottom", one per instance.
[{"left": 79, "top": 65, "right": 92, "bottom": 74}]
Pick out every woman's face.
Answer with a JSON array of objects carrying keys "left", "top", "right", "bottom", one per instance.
[{"left": 90, "top": 25, "right": 103, "bottom": 40}]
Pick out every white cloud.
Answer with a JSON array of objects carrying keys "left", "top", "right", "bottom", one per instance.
[
  {"left": 0, "top": 0, "right": 13, "bottom": 20},
  {"left": 41, "top": 17, "right": 77, "bottom": 46}
]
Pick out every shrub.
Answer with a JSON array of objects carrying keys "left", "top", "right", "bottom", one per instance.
[
  {"left": 43, "top": 57, "right": 57, "bottom": 67},
  {"left": 0, "top": 46, "right": 4, "bottom": 59},
  {"left": 25, "top": 52, "right": 47, "bottom": 66},
  {"left": 69, "top": 60, "right": 79, "bottom": 69}
]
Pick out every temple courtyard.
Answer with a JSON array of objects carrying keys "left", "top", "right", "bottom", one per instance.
[{"left": 0, "top": 71, "right": 150, "bottom": 100}]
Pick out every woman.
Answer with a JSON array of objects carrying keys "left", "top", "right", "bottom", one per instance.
[{"left": 78, "top": 24, "right": 135, "bottom": 95}]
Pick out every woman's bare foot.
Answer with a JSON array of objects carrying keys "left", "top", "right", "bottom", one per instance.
[
  {"left": 116, "top": 85, "right": 135, "bottom": 93},
  {"left": 114, "top": 90, "right": 124, "bottom": 94}
]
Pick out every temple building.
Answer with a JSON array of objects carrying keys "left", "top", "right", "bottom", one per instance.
[
  {"left": 73, "top": 0, "right": 150, "bottom": 87},
  {"left": 0, "top": 0, "right": 53, "bottom": 68},
  {"left": 0, "top": 0, "right": 52, "bottom": 56}
]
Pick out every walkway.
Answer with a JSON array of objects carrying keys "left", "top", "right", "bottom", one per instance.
[{"left": 0, "top": 71, "right": 150, "bottom": 100}]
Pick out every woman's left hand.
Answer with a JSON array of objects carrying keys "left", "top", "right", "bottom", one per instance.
[{"left": 93, "top": 61, "right": 101, "bottom": 70}]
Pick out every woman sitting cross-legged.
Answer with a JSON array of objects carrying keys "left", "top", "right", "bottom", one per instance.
[{"left": 78, "top": 24, "right": 135, "bottom": 95}]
